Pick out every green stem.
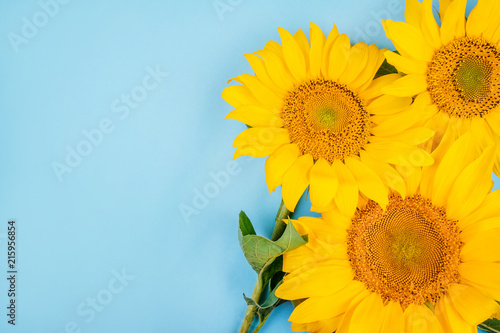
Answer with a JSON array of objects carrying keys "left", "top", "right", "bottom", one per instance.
[
  {"left": 271, "top": 199, "right": 292, "bottom": 241},
  {"left": 239, "top": 199, "right": 293, "bottom": 333},
  {"left": 238, "top": 274, "right": 263, "bottom": 333}
]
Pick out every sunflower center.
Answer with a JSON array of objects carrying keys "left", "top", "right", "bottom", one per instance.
[
  {"left": 347, "top": 194, "right": 462, "bottom": 309},
  {"left": 426, "top": 36, "right": 500, "bottom": 118},
  {"left": 281, "top": 79, "right": 370, "bottom": 163}
]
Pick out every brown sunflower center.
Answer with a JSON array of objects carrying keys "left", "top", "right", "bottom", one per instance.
[
  {"left": 347, "top": 194, "right": 462, "bottom": 309},
  {"left": 281, "top": 79, "right": 370, "bottom": 163},
  {"left": 426, "top": 36, "right": 500, "bottom": 118}
]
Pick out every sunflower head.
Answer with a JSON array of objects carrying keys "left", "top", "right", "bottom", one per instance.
[
  {"left": 276, "top": 135, "right": 500, "bottom": 333},
  {"left": 382, "top": 0, "right": 500, "bottom": 174},
  {"left": 223, "top": 23, "right": 433, "bottom": 214}
]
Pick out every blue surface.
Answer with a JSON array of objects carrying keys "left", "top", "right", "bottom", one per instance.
[{"left": 0, "top": 0, "right": 495, "bottom": 332}]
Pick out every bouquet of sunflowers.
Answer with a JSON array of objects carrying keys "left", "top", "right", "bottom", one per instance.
[{"left": 223, "top": 0, "right": 500, "bottom": 332}]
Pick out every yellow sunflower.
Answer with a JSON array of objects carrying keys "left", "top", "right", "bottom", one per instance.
[
  {"left": 223, "top": 23, "right": 433, "bottom": 214},
  {"left": 276, "top": 134, "right": 500, "bottom": 333},
  {"left": 382, "top": 0, "right": 500, "bottom": 174}
]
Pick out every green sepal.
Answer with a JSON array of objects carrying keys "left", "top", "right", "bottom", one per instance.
[
  {"left": 480, "top": 318, "right": 500, "bottom": 333},
  {"left": 373, "top": 58, "right": 398, "bottom": 79}
]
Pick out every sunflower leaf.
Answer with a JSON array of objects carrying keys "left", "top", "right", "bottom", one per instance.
[
  {"left": 239, "top": 234, "right": 284, "bottom": 272},
  {"left": 480, "top": 319, "right": 500, "bottom": 333},
  {"left": 275, "top": 218, "right": 308, "bottom": 252},
  {"left": 374, "top": 58, "right": 398, "bottom": 79},
  {"left": 239, "top": 211, "right": 256, "bottom": 236}
]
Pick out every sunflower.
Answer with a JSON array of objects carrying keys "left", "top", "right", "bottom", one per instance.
[
  {"left": 223, "top": 23, "right": 433, "bottom": 214},
  {"left": 276, "top": 134, "right": 500, "bottom": 333},
  {"left": 382, "top": 0, "right": 500, "bottom": 174}
]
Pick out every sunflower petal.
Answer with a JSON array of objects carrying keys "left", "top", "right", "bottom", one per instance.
[
  {"left": 382, "top": 20, "right": 434, "bottom": 61},
  {"left": 327, "top": 34, "right": 351, "bottom": 80},
  {"left": 225, "top": 104, "right": 283, "bottom": 127},
  {"left": 446, "top": 145, "right": 496, "bottom": 220},
  {"left": 359, "top": 73, "right": 402, "bottom": 100},
  {"left": 265, "top": 144, "right": 300, "bottom": 192},
  {"left": 435, "top": 294, "right": 476, "bottom": 333},
  {"left": 310, "top": 158, "right": 338, "bottom": 209},
  {"left": 348, "top": 293, "right": 385, "bottom": 333},
  {"left": 461, "top": 227, "right": 500, "bottom": 262},
  {"left": 440, "top": 0, "right": 467, "bottom": 45},
  {"left": 345, "top": 157, "right": 388, "bottom": 209},
  {"left": 278, "top": 27, "right": 307, "bottom": 82},
  {"left": 309, "top": 22, "right": 326, "bottom": 78},
  {"left": 255, "top": 49, "right": 295, "bottom": 91},
  {"left": 231, "top": 74, "right": 283, "bottom": 110},
  {"left": 380, "top": 301, "right": 405, "bottom": 333},
  {"left": 460, "top": 262, "right": 500, "bottom": 300},
  {"left": 384, "top": 51, "right": 428, "bottom": 75},
  {"left": 333, "top": 160, "right": 359, "bottom": 216},
  {"left": 404, "top": 304, "right": 444, "bottom": 333},
  {"left": 282, "top": 154, "right": 313, "bottom": 212},
  {"left": 360, "top": 151, "right": 406, "bottom": 198},
  {"left": 338, "top": 42, "right": 368, "bottom": 86},
  {"left": 321, "top": 25, "right": 340, "bottom": 77},
  {"left": 447, "top": 282, "right": 498, "bottom": 326},
  {"left": 421, "top": 0, "right": 441, "bottom": 49},
  {"left": 221, "top": 85, "right": 259, "bottom": 108},
  {"left": 405, "top": 0, "right": 424, "bottom": 27},
  {"left": 381, "top": 73, "right": 428, "bottom": 97}
]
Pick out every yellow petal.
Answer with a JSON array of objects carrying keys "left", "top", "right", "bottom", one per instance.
[
  {"left": 265, "top": 144, "right": 300, "bottom": 192},
  {"left": 366, "top": 94, "right": 413, "bottom": 116},
  {"left": 277, "top": 261, "right": 353, "bottom": 299},
  {"left": 345, "top": 157, "right": 389, "bottom": 209},
  {"left": 381, "top": 73, "right": 428, "bottom": 97},
  {"left": 405, "top": 0, "right": 424, "bottom": 27},
  {"left": 397, "top": 163, "right": 422, "bottom": 196},
  {"left": 278, "top": 27, "right": 307, "bottom": 82},
  {"left": 294, "top": 28, "right": 310, "bottom": 68},
  {"left": 430, "top": 132, "right": 475, "bottom": 207},
  {"left": 360, "top": 151, "right": 406, "bottom": 198},
  {"left": 371, "top": 106, "right": 424, "bottom": 136},
  {"left": 421, "top": 0, "right": 441, "bottom": 49},
  {"left": 310, "top": 158, "right": 338, "bottom": 209},
  {"left": 439, "top": 0, "right": 452, "bottom": 19},
  {"left": 460, "top": 262, "right": 500, "bottom": 300},
  {"left": 384, "top": 51, "right": 428, "bottom": 75},
  {"left": 233, "top": 144, "right": 282, "bottom": 159},
  {"left": 466, "top": 0, "right": 498, "bottom": 38},
  {"left": 446, "top": 145, "right": 496, "bottom": 220},
  {"left": 255, "top": 49, "right": 295, "bottom": 92},
  {"left": 321, "top": 24, "right": 340, "bottom": 78},
  {"left": 225, "top": 105, "right": 283, "bottom": 127},
  {"left": 282, "top": 154, "right": 313, "bottom": 212},
  {"left": 404, "top": 304, "right": 444, "bottom": 333},
  {"left": 459, "top": 189, "right": 500, "bottom": 229},
  {"left": 309, "top": 22, "right": 326, "bottom": 78},
  {"left": 447, "top": 282, "right": 499, "bottom": 326},
  {"left": 347, "top": 293, "right": 385, "bottom": 332},
  {"left": 335, "top": 289, "right": 372, "bottom": 333},
  {"left": 230, "top": 74, "right": 283, "bottom": 110},
  {"left": 244, "top": 53, "right": 284, "bottom": 95},
  {"left": 365, "top": 141, "right": 433, "bottom": 166},
  {"left": 359, "top": 73, "right": 402, "bottom": 100},
  {"left": 288, "top": 280, "right": 366, "bottom": 323},
  {"left": 352, "top": 44, "right": 385, "bottom": 92},
  {"left": 435, "top": 294, "right": 476, "bottom": 333},
  {"left": 486, "top": 108, "right": 500, "bottom": 136},
  {"left": 327, "top": 34, "right": 351, "bottom": 80},
  {"left": 440, "top": 0, "right": 467, "bottom": 45},
  {"left": 233, "top": 127, "right": 289, "bottom": 147},
  {"left": 382, "top": 20, "right": 434, "bottom": 61},
  {"left": 338, "top": 42, "right": 368, "bottom": 86},
  {"left": 380, "top": 301, "right": 405, "bottom": 333},
  {"left": 221, "top": 84, "right": 259, "bottom": 108},
  {"left": 461, "top": 227, "right": 500, "bottom": 262},
  {"left": 461, "top": 217, "right": 500, "bottom": 240},
  {"left": 332, "top": 160, "right": 359, "bottom": 216}
]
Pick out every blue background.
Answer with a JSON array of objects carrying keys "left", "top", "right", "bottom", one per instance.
[{"left": 0, "top": 0, "right": 495, "bottom": 332}]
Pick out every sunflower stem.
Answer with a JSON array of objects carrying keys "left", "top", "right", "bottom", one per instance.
[
  {"left": 271, "top": 199, "right": 292, "bottom": 241},
  {"left": 239, "top": 199, "right": 293, "bottom": 333},
  {"left": 238, "top": 276, "right": 263, "bottom": 333}
]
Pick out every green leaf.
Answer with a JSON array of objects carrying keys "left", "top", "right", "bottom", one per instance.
[
  {"left": 239, "top": 234, "right": 284, "bottom": 272},
  {"left": 260, "top": 256, "right": 283, "bottom": 289},
  {"left": 480, "top": 319, "right": 500, "bottom": 333},
  {"left": 374, "top": 58, "right": 398, "bottom": 79},
  {"left": 275, "top": 219, "right": 308, "bottom": 252},
  {"left": 239, "top": 211, "right": 256, "bottom": 236}
]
